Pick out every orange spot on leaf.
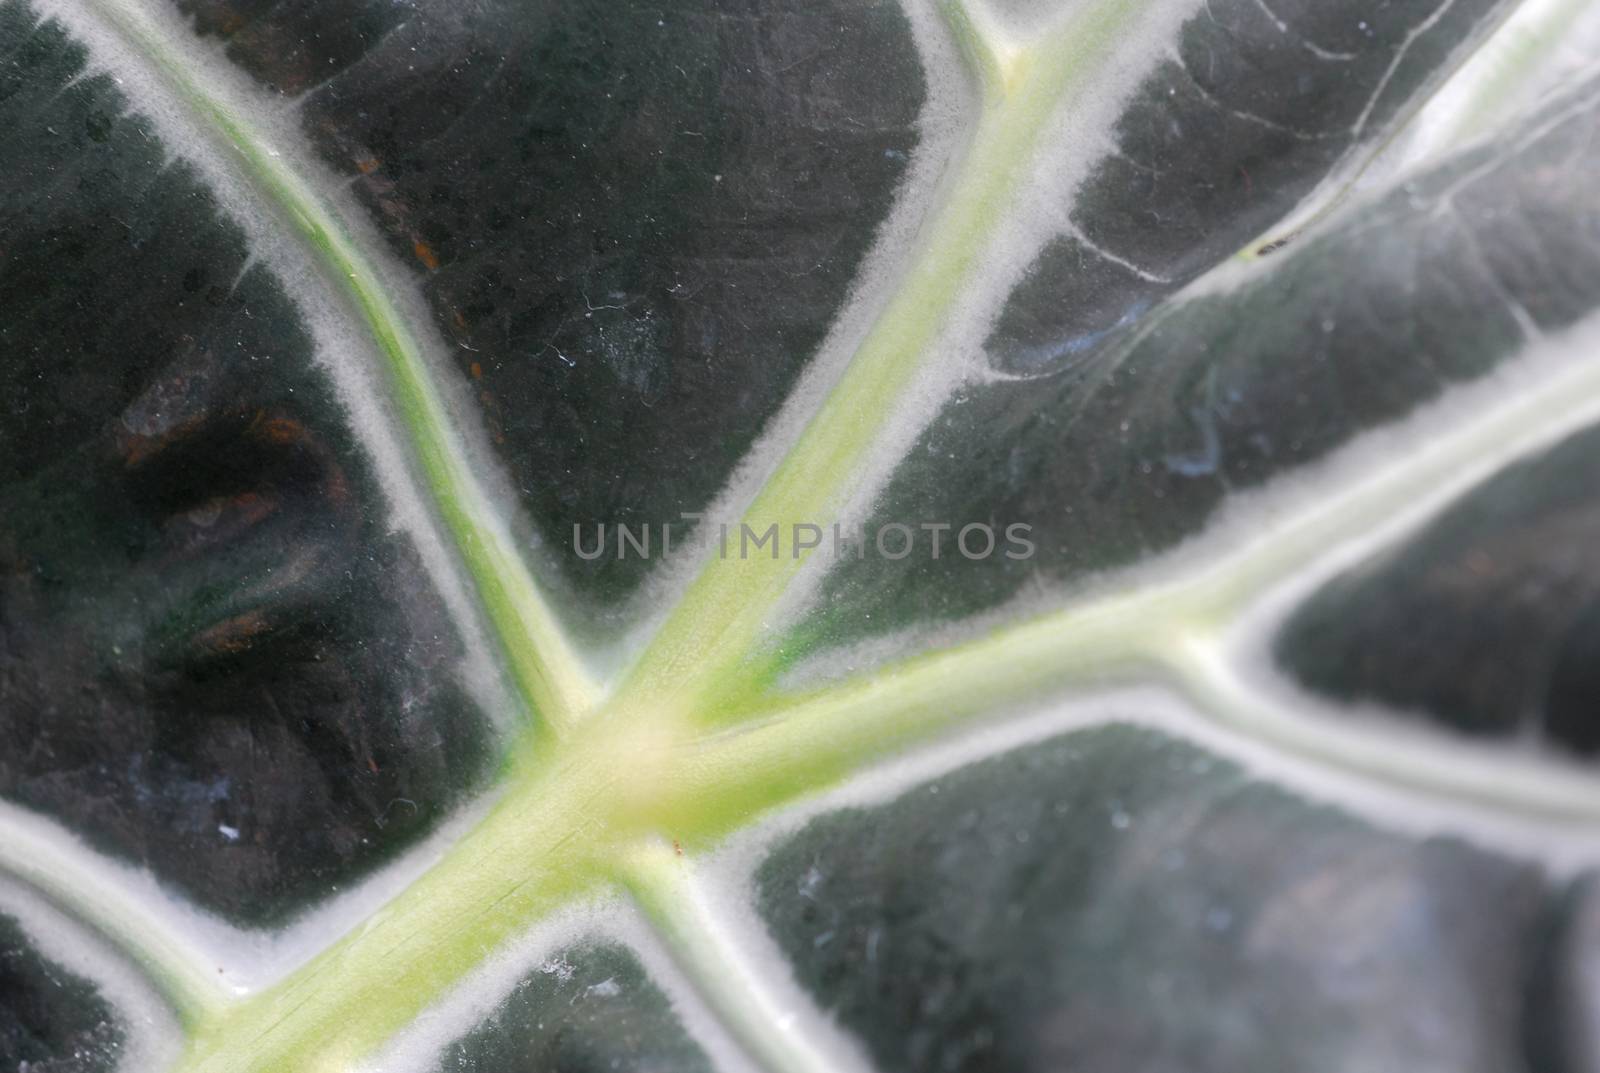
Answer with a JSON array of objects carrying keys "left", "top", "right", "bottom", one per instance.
[
  {"left": 225, "top": 491, "right": 275, "bottom": 527},
  {"left": 256, "top": 415, "right": 306, "bottom": 445},
  {"left": 412, "top": 239, "right": 440, "bottom": 271},
  {"left": 469, "top": 361, "right": 483, "bottom": 380},
  {"left": 194, "top": 610, "right": 269, "bottom": 654}
]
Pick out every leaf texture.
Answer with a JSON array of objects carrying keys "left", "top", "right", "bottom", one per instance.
[{"left": 3, "top": 0, "right": 1600, "bottom": 1070}]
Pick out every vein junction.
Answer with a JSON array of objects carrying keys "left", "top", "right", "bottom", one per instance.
[{"left": 22, "top": 1, "right": 1600, "bottom": 1071}]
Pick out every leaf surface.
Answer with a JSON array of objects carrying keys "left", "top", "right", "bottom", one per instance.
[{"left": 3, "top": 0, "right": 1600, "bottom": 1070}]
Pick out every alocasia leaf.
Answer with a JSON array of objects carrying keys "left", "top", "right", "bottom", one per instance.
[
  {"left": 5, "top": 0, "right": 1600, "bottom": 1070},
  {"left": 0, "top": 2, "right": 494, "bottom": 926},
  {"left": 168, "top": 0, "right": 931, "bottom": 621},
  {"left": 1, "top": 912, "right": 123, "bottom": 1071},
  {"left": 799, "top": 58, "right": 1600, "bottom": 668},
  {"left": 1279, "top": 420, "right": 1600, "bottom": 749},
  {"left": 757, "top": 726, "right": 1545, "bottom": 1073},
  {"left": 427, "top": 942, "right": 714, "bottom": 1073}
]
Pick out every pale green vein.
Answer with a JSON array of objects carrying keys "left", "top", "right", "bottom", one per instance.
[
  {"left": 0, "top": 804, "right": 226, "bottom": 1028},
  {"left": 936, "top": 0, "right": 1011, "bottom": 99},
  {"left": 81, "top": 0, "right": 599, "bottom": 735},
  {"left": 620, "top": 843, "right": 847, "bottom": 1073},
  {"left": 657, "top": 594, "right": 1165, "bottom": 839},
  {"left": 610, "top": 0, "right": 1150, "bottom": 724},
  {"left": 178, "top": 741, "right": 621, "bottom": 1072},
  {"left": 676, "top": 318, "right": 1600, "bottom": 827}
]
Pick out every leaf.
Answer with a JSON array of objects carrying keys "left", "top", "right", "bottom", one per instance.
[
  {"left": 427, "top": 942, "right": 713, "bottom": 1073},
  {"left": 1279, "top": 421, "right": 1600, "bottom": 748},
  {"left": 171, "top": 0, "right": 930, "bottom": 622},
  {"left": 4, "top": 0, "right": 1600, "bottom": 1070},
  {"left": 0, "top": 912, "right": 124, "bottom": 1072},
  {"left": 0, "top": 3, "right": 493, "bottom": 927},
  {"left": 757, "top": 726, "right": 1546, "bottom": 1073},
  {"left": 789, "top": 16, "right": 1600, "bottom": 671}
]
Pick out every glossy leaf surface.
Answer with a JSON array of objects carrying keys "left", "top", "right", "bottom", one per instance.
[{"left": 4, "top": 0, "right": 1600, "bottom": 1070}]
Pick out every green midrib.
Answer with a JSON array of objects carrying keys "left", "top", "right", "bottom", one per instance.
[
  {"left": 76, "top": 1, "right": 1154, "bottom": 1067},
  {"left": 611, "top": 0, "right": 1146, "bottom": 724}
]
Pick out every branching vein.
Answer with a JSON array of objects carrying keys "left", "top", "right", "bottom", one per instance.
[
  {"left": 8, "top": 1, "right": 1600, "bottom": 1072},
  {"left": 77, "top": 0, "right": 600, "bottom": 736}
]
